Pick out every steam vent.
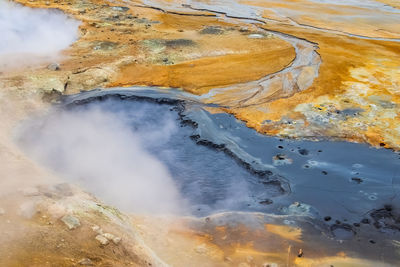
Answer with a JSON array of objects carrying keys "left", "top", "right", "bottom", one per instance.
[{"left": 1, "top": 0, "right": 400, "bottom": 266}]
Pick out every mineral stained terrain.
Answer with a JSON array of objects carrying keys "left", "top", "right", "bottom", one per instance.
[
  {"left": 1, "top": 0, "right": 400, "bottom": 266},
  {"left": 2, "top": 0, "right": 400, "bottom": 150}
]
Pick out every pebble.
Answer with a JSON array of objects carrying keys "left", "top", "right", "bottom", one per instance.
[
  {"left": 195, "top": 244, "right": 207, "bottom": 254},
  {"left": 47, "top": 63, "right": 60, "bottom": 71},
  {"left": 248, "top": 33, "right": 264, "bottom": 39},
  {"left": 111, "top": 6, "right": 130, "bottom": 12},
  {"left": 112, "top": 236, "right": 122, "bottom": 244},
  {"left": 96, "top": 231, "right": 121, "bottom": 244},
  {"left": 61, "top": 215, "right": 81, "bottom": 230},
  {"left": 91, "top": 225, "right": 103, "bottom": 234},
  {"left": 95, "top": 234, "right": 109, "bottom": 245},
  {"left": 79, "top": 258, "right": 94, "bottom": 266},
  {"left": 102, "top": 233, "right": 115, "bottom": 240}
]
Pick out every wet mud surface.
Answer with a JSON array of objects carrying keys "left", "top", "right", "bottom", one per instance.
[{"left": 18, "top": 87, "right": 400, "bottom": 264}]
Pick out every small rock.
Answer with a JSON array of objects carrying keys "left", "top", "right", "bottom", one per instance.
[
  {"left": 47, "top": 63, "right": 60, "bottom": 71},
  {"left": 259, "top": 199, "right": 273, "bottom": 205},
  {"left": 79, "top": 258, "right": 94, "bottom": 266},
  {"left": 112, "top": 236, "right": 121, "bottom": 244},
  {"left": 195, "top": 244, "right": 207, "bottom": 254},
  {"left": 351, "top": 177, "right": 363, "bottom": 184},
  {"left": 95, "top": 234, "right": 109, "bottom": 246},
  {"left": 248, "top": 33, "right": 264, "bottom": 39},
  {"left": 111, "top": 6, "right": 130, "bottom": 12},
  {"left": 0, "top": 208, "right": 5, "bottom": 215},
  {"left": 102, "top": 233, "right": 115, "bottom": 240},
  {"left": 61, "top": 215, "right": 80, "bottom": 230},
  {"left": 298, "top": 248, "right": 304, "bottom": 257},
  {"left": 91, "top": 225, "right": 103, "bottom": 234}
]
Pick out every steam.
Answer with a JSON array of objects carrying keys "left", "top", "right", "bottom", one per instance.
[
  {"left": 0, "top": 0, "right": 80, "bottom": 71},
  {"left": 18, "top": 105, "right": 185, "bottom": 215}
]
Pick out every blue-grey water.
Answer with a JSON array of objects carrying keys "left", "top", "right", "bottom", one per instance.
[{"left": 64, "top": 92, "right": 400, "bottom": 225}]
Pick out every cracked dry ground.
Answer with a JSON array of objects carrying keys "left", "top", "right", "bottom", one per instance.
[{"left": 1, "top": 0, "right": 400, "bottom": 266}]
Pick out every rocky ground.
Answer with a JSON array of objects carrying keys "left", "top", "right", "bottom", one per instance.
[{"left": 1, "top": 0, "right": 400, "bottom": 266}]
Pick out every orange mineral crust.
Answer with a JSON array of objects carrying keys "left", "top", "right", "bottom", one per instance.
[
  {"left": 6, "top": 0, "right": 400, "bottom": 150},
  {"left": 222, "top": 25, "right": 400, "bottom": 149},
  {"left": 8, "top": 0, "right": 295, "bottom": 96}
]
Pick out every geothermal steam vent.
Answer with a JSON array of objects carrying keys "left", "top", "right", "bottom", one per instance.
[{"left": 0, "top": 0, "right": 80, "bottom": 70}]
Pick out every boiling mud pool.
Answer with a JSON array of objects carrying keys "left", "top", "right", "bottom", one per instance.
[{"left": 18, "top": 91, "right": 400, "bottom": 264}]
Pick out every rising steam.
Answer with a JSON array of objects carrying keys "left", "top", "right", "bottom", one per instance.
[
  {"left": 17, "top": 105, "right": 185, "bottom": 215},
  {"left": 0, "top": 0, "right": 80, "bottom": 71}
]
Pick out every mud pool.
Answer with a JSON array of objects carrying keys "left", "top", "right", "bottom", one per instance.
[{"left": 18, "top": 88, "right": 400, "bottom": 264}]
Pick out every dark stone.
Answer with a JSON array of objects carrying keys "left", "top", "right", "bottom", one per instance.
[
  {"left": 259, "top": 199, "right": 273, "bottom": 205},
  {"left": 369, "top": 206, "right": 400, "bottom": 231},
  {"left": 351, "top": 177, "right": 363, "bottom": 184},
  {"left": 361, "top": 218, "right": 370, "bottom": 224}
]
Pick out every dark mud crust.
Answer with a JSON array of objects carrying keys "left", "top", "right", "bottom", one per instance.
[
  {"left": 368, "top": 205, "right": 400, "bottom": 232},
  {"left": 63, "top": 93, "right": 290, "bottom": 195}
]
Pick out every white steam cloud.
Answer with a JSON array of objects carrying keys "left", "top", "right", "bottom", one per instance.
[
  {"left": 0, "top": 0, "right": 80, "bottom": 71},
  {"left": 18, "top": 106, "right": 185, "bottom": 215}
]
